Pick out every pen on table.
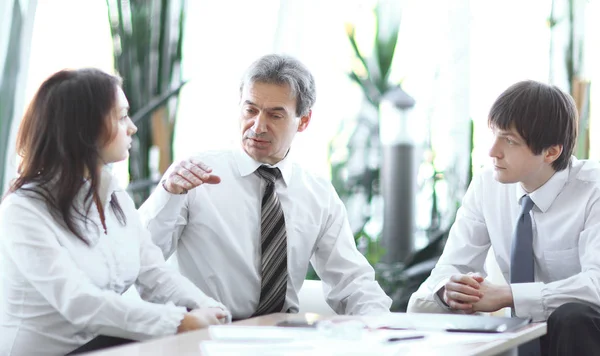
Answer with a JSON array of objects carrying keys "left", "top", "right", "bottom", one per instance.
[{"left": 386, "top": 335, "right": 426, "bottom": 343}]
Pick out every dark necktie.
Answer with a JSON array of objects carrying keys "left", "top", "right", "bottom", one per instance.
[
  {"left": 252, "top": 166, "right": 288, "bottom": 316},
  {"left": 510, "top": 195, "right": 535, "bottom": 284},
  {"left": 510, "top": 195, "right": 540, "bottom": 356}
]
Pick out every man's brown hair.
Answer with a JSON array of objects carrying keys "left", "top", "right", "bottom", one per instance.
[{"left": 488, "top": 80, "right": 578, "bottom": 171}]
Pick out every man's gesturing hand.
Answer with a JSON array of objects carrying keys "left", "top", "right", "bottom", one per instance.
[{"left": 163, "top": 158, "right": 221, "bottom": 194}]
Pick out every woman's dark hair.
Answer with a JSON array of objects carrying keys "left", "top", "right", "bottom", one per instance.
[
  {"left": 488, "top": 80, "right": 578, "bottom": 171},
  {"left": 8, "top": 68, "right": 127, "bottom": 243}
]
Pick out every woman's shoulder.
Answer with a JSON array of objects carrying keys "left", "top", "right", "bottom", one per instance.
[
  {"left": 111, "top": 189, "right": 137, "bottom": 211},
  {"left": 1, "top": 187, "right": 48, "bottom": 213},
  {"left": 0, "top": 188, "right": 54, "bottom": 232}
]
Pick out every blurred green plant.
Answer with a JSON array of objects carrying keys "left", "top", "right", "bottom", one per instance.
[
  {"left": 319, "top": 1, "right": 474, "bottom": 312},
  {"left": 548, "top": 0, "right": 590, "bottom": 159},
  {"left": 0, "top": 0, "right": 26, "bottom": 194},
  {"left": 375, "top": 120, "right": 473, "bottom": 311},
  {"left": 376, "top": 226, "right": 450, "bottom": 311},
  {"left": 329, "top": 0, "right": 405, "bottom": 263},
  {"left": 106, "top": 0, "right": 187, "bottom": 206},
  {"left": 344, "top": 2, "right": 401, "bottom": 107}
]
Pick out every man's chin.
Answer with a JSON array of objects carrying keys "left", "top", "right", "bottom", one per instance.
[
  {"left": 243, "top": 145, "right": 268, "bottom": 160},
  {"left": 493, "top": 171, "right": 516, "bottom": 184}
]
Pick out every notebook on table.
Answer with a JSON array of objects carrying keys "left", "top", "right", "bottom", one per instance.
[{"left": 372, "top": 313, "right": 532, "bottom": 333}]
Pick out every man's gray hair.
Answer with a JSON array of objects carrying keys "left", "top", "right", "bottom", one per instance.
[{"left": 240, "top": 54, "right": 316, "bottom": 117}]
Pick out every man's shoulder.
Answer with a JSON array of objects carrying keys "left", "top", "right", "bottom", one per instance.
[
  {"left": 570, "top": 159, "right": 600, "bottom": 185},
  {"left": 187, "top": 150, "right": 235, "bottom": 165},
  {"left": 289, "top": 163, "right": 334, "bottom": 192}
]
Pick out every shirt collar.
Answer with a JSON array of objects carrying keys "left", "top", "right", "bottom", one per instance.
[
  {"left": 234, "top": 148, "right": 292, "bottom": 186},
  {"left": 515, "top": 160, "right": 571, "bottom": 213},
  {"left": 80, "top": 165, "right": 121, "bottom": 210}
]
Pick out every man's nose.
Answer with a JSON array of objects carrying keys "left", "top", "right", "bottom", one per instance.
[
  {"left": 252, "top": 113, "right": 267, "bottom": 134},
  {"left": 489, "top": 139, "right": 503, "bottom": 159}
]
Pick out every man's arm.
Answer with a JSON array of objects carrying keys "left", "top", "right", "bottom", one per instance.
[
  {"left": 310, "top": 184, "right": 391, "bottom": 315},
  {"left": 407, "top": 173, "right": 492, "bottom": 313},
  {"left": 138, "top": 158, "right": 220, "bottom": 258}
]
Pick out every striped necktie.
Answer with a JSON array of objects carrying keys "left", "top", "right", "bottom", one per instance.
[{"left": 252, "top": 166, "right": 288, "bottom": 316}]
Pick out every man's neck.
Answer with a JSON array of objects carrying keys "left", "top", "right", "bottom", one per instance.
[{"left": 520, "top": 167, "right": 556, "bottom": 193}]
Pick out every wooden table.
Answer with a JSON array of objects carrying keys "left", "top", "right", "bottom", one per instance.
[{"left": 85, "top": 313, "right": 546, "bottom": 356}]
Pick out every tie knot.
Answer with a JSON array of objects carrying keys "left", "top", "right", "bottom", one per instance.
[
  {"left": 256, "top": 166, "right": 281, "bottom": 184},
  {"left": 520, "top": 195, "right": 535, "bottom": 215}
]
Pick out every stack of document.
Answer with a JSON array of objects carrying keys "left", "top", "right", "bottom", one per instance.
[{"left": 200, "top": 325, "right": 426, "bottom": 356}]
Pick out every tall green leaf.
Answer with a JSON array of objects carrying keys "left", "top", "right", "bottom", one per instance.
[
  {"left": 106, "top": 0, "right": 187, "bottom": 206},
  {"left": 0, "top": 0, "right": 24, "bottom": 193},
  {"left": 374, "top": 0, "right": 401, "bottom": 91}
]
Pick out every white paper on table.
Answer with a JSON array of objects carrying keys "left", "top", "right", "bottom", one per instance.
[
  {"left": 208, "top": 325, "right": 319, "bottom": 342},
  {"left": 200, "top": 339, "right": 411, "bottom": 356},
  {"left": 204, "top": 325, "right": 511, "bottom": 355},
  {"left": 417, "top": 330, "right": 513, "bottom": 345}
]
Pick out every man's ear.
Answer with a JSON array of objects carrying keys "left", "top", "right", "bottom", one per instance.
[
  {"left": 297, "top": 110, "right": 312, "bottom": 132},
  {"left": 544, "top": 144, "right": 563, "bottom": 164}
]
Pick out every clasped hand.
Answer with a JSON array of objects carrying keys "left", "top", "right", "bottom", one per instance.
[{"left": 442, "top": 273, "right": 513, "bottom": 313}]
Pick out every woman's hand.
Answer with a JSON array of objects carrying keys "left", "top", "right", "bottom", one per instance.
[{"left": 176, "top": 308, "right": 230, "bottom": 333}]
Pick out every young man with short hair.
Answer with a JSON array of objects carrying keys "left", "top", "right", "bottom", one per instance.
[{"left": 408, "top": 80, "right": 600, "bottom": 355}]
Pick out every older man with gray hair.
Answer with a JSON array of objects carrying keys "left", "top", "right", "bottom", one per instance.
[{"left": 139, "top": 54, "right": 391, "bottom": 320}]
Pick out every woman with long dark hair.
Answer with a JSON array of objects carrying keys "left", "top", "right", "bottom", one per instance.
[{"left": 0, "top": 68, "right": 230, "bottom": 355}]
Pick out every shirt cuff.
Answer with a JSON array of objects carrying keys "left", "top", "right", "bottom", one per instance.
[
  {"left": 158, "top": 303, "right": 187, "bottom": 336},
  {"left": 195, "top": 299, "right": 228, "bottom": 311},
  {"left": 99, "top": 303, "right": 187, "bottom": 341},
  {"left": 511, "top": 282, "right": 545, "bottom": 321},
  {"left": 144, "top": 181, "right": 188, "bottom": 221},
  {"left": 189, "top": 300, "right": 232, "bottom": 323},
  {"left": 433, "top": 278, "right": 452, "bottom": 311}
]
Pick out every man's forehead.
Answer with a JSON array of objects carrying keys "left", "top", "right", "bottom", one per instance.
[
  {"left": 491, "top": 124, "right": 518, "bottom": 135},
  {"left": 242, "top": 82, "right": 296, "bottom": 107},
  {"left": 492, "top": 127, "right": 527, "bottom": 142}
]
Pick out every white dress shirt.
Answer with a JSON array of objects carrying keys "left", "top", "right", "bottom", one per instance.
[
  {"left": 408, "top": 157, "right": 600, "bottom": 322},
  {"left": 0, "top": 168, "right": 226, "bottom": 356},
  {"left": 139, "top": 149, "right": 392, "bottom": 319}
]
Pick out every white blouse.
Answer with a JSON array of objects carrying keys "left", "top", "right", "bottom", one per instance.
[{"left": 0, "top": 168, "right": 226, "bottom": 356}]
